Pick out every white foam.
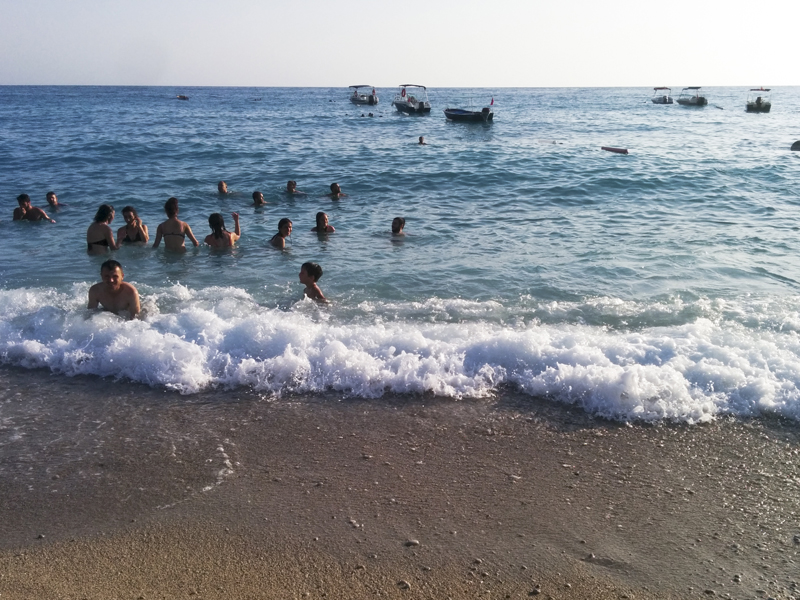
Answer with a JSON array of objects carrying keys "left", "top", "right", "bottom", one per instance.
[{"left": 3, "top": 285, "right": 800, "bottom": 423}]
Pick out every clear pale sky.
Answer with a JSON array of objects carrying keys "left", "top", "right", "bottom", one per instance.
[{"left": 1, "top": 0, "right": 795, "bottom": 87}]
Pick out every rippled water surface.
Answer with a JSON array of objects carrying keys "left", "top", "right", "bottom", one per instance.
[{"left": 2, "top": 86, "right": 800, "bottom": 420}]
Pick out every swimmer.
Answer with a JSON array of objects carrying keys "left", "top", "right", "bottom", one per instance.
[
  {"left": 88, "top": 259, "right": 140, "bottom": 320},
  {"left": 328, "top": 183, "right": 347, "bottom": 199},
  {"left": 286, "top": 180, "right": 305, "bottom": 194},
  {"left": 218, "top": 181, "right": 228, "bottom": 194},
  {"left": 46, "top": 191, "right": 66, "bottom": 209},
  {"left": 418, "top": 136, "right": 427, "bottom": 145},
  {"left": 86, "top": 204, "right": 118, "bottom": 253},
  {"left": 270, "top": 218, "right": 292, "bottom": 249},
  {"left": 152, "top": 197, "right": 199, "bottom": 251},
  {"left": 252, "top": 191, "right": 266, "bottom": 207},
  {"left": 205, "top": 212, "right": 240, "bottom": 248},
  {"left": 299, "top": 262, "right": 327, "bottom": 303},
  {"left": 116, "top": 205, "right": 149, "bottom": 246},
  {"left": 13, "top": 194, "right": 55, "bottom": 223},
  {"left": 391, "top": 217, "right": 406, "bottom": 236},
  {"left": 311, "top": 211, "right": 335, "bottom": 233}
]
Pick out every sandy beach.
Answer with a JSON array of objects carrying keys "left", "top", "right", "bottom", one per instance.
[{"left": 1, "top": 365, "right": 799, "bottom": 599}]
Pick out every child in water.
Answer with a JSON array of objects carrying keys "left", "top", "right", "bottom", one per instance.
[{"left": 299, "top": 262, "right": 327, "bottom": 303}]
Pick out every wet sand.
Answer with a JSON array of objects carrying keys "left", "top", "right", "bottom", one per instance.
[{"left": 1, "top": 366, "right": 799, "bottom": 599}]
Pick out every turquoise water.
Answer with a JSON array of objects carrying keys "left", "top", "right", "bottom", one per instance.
[{"left": 2, "top": 86, "right": 800, "bottom": 421}]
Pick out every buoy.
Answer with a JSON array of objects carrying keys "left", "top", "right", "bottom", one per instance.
[
  {"left": 791, "top": 141, "right": 800, "bottom": 151},
  {"left": 601, "top": 146, "right": 628, "bottom": 154}
]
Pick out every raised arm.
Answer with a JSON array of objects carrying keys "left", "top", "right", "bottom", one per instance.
[{"left": 231, "top": 212, "right": 240, "bottom": 241}]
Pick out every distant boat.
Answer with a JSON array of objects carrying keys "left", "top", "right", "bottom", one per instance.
[
  {"left": 176, "top": 95, "right": 189, "bottom": 101},
  {"left": 746, "top": 88, "right": 771, "bottom": 113},
  {"left": 676, "top": 87, "right": 708, "bottom": 107},
  {"left": 391, "top": 85, "right": 431, "bottom": 114},
  {"left": 444, "top": 107, "right": 494, "bottom": 123},
  {"left": 651, "top": 87, "right": 673, "bottom": 104},
  {"left": 349, "top": 85, "right": 378, "bottom": 106}
]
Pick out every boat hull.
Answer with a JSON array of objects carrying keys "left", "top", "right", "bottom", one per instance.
[
  {"left": 651, "top": 97, "right": 673, "bottom": 104},
  {"left": 444, "top": 108, "right": 493, "bottom": 122},
  {"left": 393, "top": 100, "right": 430, "bottom": 114},
  {"left": 746, "top": 103, "right": 771, "bottom": 113},
  {"left": 350, "top": 95, "right": 378, "bottom": 106},
  {"left": 677, "top": 97, "right": 708, "bottom": 106}
]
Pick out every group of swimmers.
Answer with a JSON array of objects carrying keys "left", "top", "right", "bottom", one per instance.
[{"left": 12, "top": 180, "right": 409, "bottom": 318}]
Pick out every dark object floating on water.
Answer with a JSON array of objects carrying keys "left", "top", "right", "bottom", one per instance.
[
  {"left": 746, "top": 88, "right": 771, "bottom": 113},
  {"left": 176, "top": 95, "right": 189, "bottom": 101},
  {"left": 601, "top": 147, "right": 628, "bottom": 154},
  {"left": 444, "top": 107, "right": 494, "bottom": 123},
  {"left": 791, "top": 141, "right": 800, "bottom": 151},
  {"left": 251, "top": 97, "right": 262, "bottom": 102},
  {"left": 677, "top": 87, "right": 708, "bottom": 107}
]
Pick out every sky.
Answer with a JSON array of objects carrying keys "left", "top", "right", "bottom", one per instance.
[{"left": 1, "top": 0, "right": 796, "bottom": 87}]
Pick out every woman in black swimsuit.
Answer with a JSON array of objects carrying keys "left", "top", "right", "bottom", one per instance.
[
  {"left": 86, "top": 204, "right": 118, "bottom": 254},
  {"left": 117, "top": 206, "right": 149, "bottom": 246},
  {"left": 152, "top": 197, "right": 199, "bottom": 251}
]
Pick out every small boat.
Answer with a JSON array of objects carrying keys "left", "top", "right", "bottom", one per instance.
[
  {"left": 746, "top": 88, "right": 771, "bottom": 113},
  {"left": 176, "top": 95, "right": 189, "bottom": 101},
  {"left": 349, "top": 85, "right": 378, "bottom": 106},
  {"left": 391, "top": 85, "right": 431, "bottom": 114},
  {"left": 651, "top": 87, "right": 673, "bottom": 104},
  {"left": 444, "top": 107, "right": 493, "bottom": 123},
  {"left": 676, "top": 87, "right": 708, "bottom": 106}
]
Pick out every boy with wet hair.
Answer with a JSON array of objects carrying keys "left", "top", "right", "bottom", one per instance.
[
  {"left": 88, "top": 259, "right": 140, "bottom": 319},
  {"left": 299, "top": 262, "right": 327, "bottom": 303}
]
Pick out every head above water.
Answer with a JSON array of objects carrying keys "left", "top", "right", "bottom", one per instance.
[
  {"left": 287, "top": 180, "right": 297, "bottom": 192},
  {"left": 208, "top": 213, "right": 226, "bottom": 239},
  {"left": 218, "top": 181, "right": 228, "bottom": 194},
  {"left": 94, "top": 204, "right": 115, "bottom": 223},
  {"left": 252, "top": 191, "right": 264, "bottom": 204},
  {"left": 392, "top": 217, "right": 405, "bottom": 234},
  {"left": 419, "top": 136, "right": 425, "bottom": 144},
  {"left": 164, "top": 197, "right": 179, "bottom": 217},
  {"left": 330, "top": 183, "right": 340, "bottom": 194},
  {"left": 278, "top": 218, "right": 292, "bottom": 236},
  {"left": 17, "top": 193, "right": 31, "bottom": 206},
  {"left": 122, "top": 205, "right": 139, "bottom": 221},
  {"left": 46, "top": 191, "right": 58, "bottom": 206},
  {"left": 301, "top": 262, "right": 323, "bottom": 282},
  {"left": 315, "top": 212, "right": 328, "bottom": 230},
  {"left": 100, "top": 259, "right": 124, "bottom": 288}
]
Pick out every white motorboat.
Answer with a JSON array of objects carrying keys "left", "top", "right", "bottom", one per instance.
[
  {"left": 651, "top": 87, "right": 673, "bottom": 104},
  {"left": 349, "top": 85, "right": 378, "bottom": 106},
  {"left": 391, "top": 84, "right": 431, "bottom": 114},
  {"left": 676, "top": 87, "right": 708, "bottom": 107}
]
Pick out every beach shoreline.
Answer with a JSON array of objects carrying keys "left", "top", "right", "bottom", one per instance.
[{"left": 1, "top": 365, "right": 798, "bottom": 599}]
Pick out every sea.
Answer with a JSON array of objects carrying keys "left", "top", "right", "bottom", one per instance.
[{"left": 2, "top": 85, "right": 800, "bottom": 424}]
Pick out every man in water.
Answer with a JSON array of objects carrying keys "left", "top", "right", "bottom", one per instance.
[
  {"left": 88, "top": 260, "right": 140, "bottom": 320},
  {"left": 252, "top": 191, "right": 266, "bottom": 206},
  {"left": 13, "top": 194, "right": 55, "bottom": 222},
  {"left": 46, "top": 191, "right": 65, "bottom": 209},
  {"left": 218, "top": 181, "right": 228, "bottom": 194},
  {"left": 328, "top": 183, "right": 347, "bottom": 199},
  {"left": 418, "top": 136, "right": 427, "bottom": 145}
]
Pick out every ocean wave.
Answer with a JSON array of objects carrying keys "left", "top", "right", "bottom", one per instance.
[{"left": 2, "top": 286, "right": 800, "bottom": 424}]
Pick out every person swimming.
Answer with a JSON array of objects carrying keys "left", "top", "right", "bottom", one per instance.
[
  {"left": 152, "top": 197, "right": 199, "bottom": 251},
  {"left": 252, "top": 191, "right": 266, "bottom": 207},
  {"left": 116, "top": 206, "right": 149, "bottom": 245},
  {"left": 46, "top": 191, "right": 66, "bottom": 209},
  {"left": 391, "top": 217, "right": 406, "bottom": 236},
  {"left": 86, "top": 204, "right": 118, "bottom": 253},
  {"left": 14, "top": 194, "right": 55, "bottom": 223},
  {"left": 327, "top": 183, "right": 347, "bottom": 199},
  {"left": 311, "top": 211, "right": 335, "bottom": 233},
  {"left": 204, "top": 212, "right": 240, "bottom": 248},
  {"left": 270, "top": 218, "right": 292, "bottom": 249},
  {"left": 299, "top": 262, "right": 327, "bottom": 303},
  {"left": 287, "top": 180, "right": 298, "bottom": 193},
  {"left": 218, "top": 181, "right": 228, "bottom": 194},
  {"left": 418, "top": 136, "right": 427, "bottom": 145}
]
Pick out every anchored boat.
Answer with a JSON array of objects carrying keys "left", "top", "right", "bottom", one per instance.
[
  {"left": 676, "top": 87, "right": 708, "bottom": 107},
  {"left": 349, "top": 85, "right": 378, "bottom": 106},
  {"left": 391, "top": 85, "right": 431, "bottom": 114},
  {"left": 746, "top": 88, "right": 771, "bottom": 113},
  {"left": 651, "top": 87, "right": 673, "bottom": 104}
]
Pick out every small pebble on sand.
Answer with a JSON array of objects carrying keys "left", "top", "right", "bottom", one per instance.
[
  {"left": 405, "top": 539, "right": 420, "bottom": 547},
  {"left": 397, "top": 580, "right": 411, "bottom": 590}
]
